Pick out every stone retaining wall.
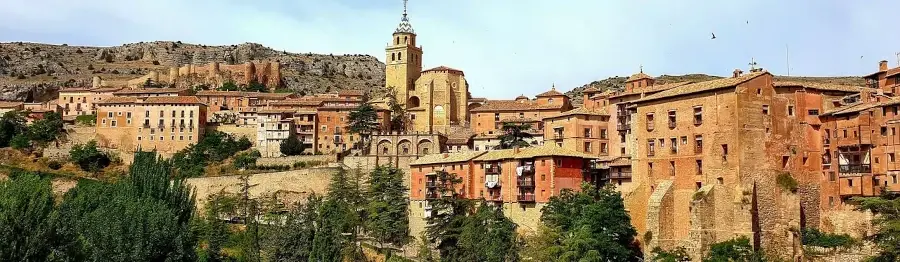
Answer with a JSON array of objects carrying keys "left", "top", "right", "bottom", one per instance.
[
  {"left": 186, "top": 167, "right": 340, "bottom": 211},
  {"left": 255, "top": 155, "right": 336, "bottom": 166}
]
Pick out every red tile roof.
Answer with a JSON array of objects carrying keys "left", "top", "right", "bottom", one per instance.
[
  {"left": 582, "top": 87, "right": 601, "bottom": 93},
  {"left": 543, "top": 107, "right": 609, "bottom": 120},
  {"left": 143, "top": 96, "right": 203, "bottom": 105},
  {"left": 196, "top": 91, "right": 293, "bottom": 99},
  {"left": 114, "top": 88, "right": 188, "bottom": 95},
  {"left": 90, "top": 87, "right": 125, "bottom": 93},
  {"left": 607, "top": 81, "right": 692, "bottom": 99},
  {"left": 633, "top": 72, "right": 768, "bottom": 103},
  {"left": 59, "top": 88, "right": 93, "bottom": 93},
  {"left": 422, "top": 66, "right": 464, "bottom": 75},
  {"left": 536, "top": 88, "right": 565, "bottom": 97},
  {"left": 338, "top": 90, "right": 365, "bottom": 96},
  {"left": 470, "top": 100, "right": 566, "bottom": 112},
  {"left": 774, "top": 81, "right": 868, "bottom": 93},
  {"left": 96, "top": 97, "right": 139, "bottom": 104},
  {"left": 271, "top": 99, "right": 324, "bottom": 106},
  {"left": 0, "top": 101, "right": 24, "bottom": 108},
  {"left": 627, "top": 72, "right": 652, "bottom": 82}
]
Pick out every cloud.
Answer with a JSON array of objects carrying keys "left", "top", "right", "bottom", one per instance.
[{"left": 1, "top": 0, "right": 899, "bottom": 99}]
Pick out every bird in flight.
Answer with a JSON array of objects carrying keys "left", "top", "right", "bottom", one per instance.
[{"left": 711, "top": 33, "right": 717, "bottom": 39}]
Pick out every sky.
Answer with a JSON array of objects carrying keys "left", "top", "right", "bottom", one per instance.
[{"left": 2, "top": 0, "right": 900, "bottom": 99}]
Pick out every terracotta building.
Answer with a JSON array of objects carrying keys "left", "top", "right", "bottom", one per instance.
[
  {"left": 195, "top": 91, "right": 294, "bottom": 114},
  {"left": 469, "top": 88, "right": 573, "bottom": 151},
  {"left": 408, "top": 145, "right": 600, "bottom": 233},
  {"left": 95, "top": 96, "right": 207, "bottom": 155},
  {"left": 58, "top": 87, "right": 123, "bottom": 120},
  {"left": 864, "top": 60, "right": 900, "bottom": 95},
  {"left": 111, "top": 88, "right": 191, "bottom": 99}
]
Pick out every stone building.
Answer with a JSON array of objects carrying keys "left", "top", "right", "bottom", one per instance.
[
  {"left": 863, "top": 60, "right": 900, "bottom": 95},
  {"left": 469, "top": 88, "right": 573, "bottom": 151},
  {"left": 112, "top": 88, "right": 191, "bottom": 99},
  {"left": 195, "top": 91, "right": 294, "bottom": 115},
  {"left": 407, "top": 145, "right": 600, "bottom": 235},
  {"left": 384, "top": 2, "right": 468, "bottom": 135},
  {"left": 255, "top": 109, "right": 296, "bottom": 157},
  {"left": 58, "top": 87, "right": 123, "bottom": 120},
  {"left": 95, "top": 96, "right": 207, "bottom": 155},
  {"left": 0, "top": 101, "right": 23, "bottom": 115}
]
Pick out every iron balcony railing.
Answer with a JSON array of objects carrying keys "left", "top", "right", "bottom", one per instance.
[
  {"left": 485, "top": 165, "right": 501, "bottom": 173},
  {"left": 839, "top": 164, "right": 871, "bottom": 174},
  {"left": 517, "top": 194, "right": 535, "bottom": 202},
  {"left": 425, "top": 181, "right": 438, "bottom": 188},
  {"left": 517, "top": 178, "right": 535, "bottom": 187}
]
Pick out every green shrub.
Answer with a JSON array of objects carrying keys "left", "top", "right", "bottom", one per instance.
[
  {"left": 776, "top": 172, "right": 799, "bottom": 193},
  {"left": 69, "top": 140, "right": 111, "bottom": 173},
  {"left": 10, "top": 133, "right": 30, "bottom": 150},
  {"left": 801, "top": 228, "right": 855, "bottom": 248},
  {"left": 233, "top": 150, "right": 260, "bottom": 169},
  {"left": 75, "top": 114, "right": 96, "bottom": 126}
]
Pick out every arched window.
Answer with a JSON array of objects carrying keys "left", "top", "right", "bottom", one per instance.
[
  {"left": 392, "top": 53, "right": 395, "bottom": 61},
  {"left": 404, "top": 36, "right": 408, "bottom": 43},
  {"left": 395, "top": 37, "right": 399, "bottom": 45},
  {"left": 398, "top": 52, "right": 402, "bottom": 61}
]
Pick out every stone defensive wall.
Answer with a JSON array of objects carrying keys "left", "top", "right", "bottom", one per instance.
[{"left": 186, "top": 167, "right": 340, "bottom": 211}]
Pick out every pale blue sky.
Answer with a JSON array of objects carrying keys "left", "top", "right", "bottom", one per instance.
[{"left": 1, "top": 0, "right": 899, "bottom": 99}]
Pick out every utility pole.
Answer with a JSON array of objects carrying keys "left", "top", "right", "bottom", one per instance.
[{"left": 786, "top": 44, "right": 791, "bottom": 76}]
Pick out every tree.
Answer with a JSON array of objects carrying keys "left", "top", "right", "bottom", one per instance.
[
  {"left": 55, "top": 151, "right": 197, "bottom": 261},
  {"left": 387, "top": 91, "right": 409, "bottom": 132},
  {"left": 457, "top": 202, "right": 519, "bottom": 262},
  {"left": 28, "top": 111, "right": 64, "bottom": 145},
  {"left": 854, "top": 194, "right": 900, "bottom": 261},
  {"left": 245, "top": 80, "right": 267, "bottom": 92},
  {"left": 366, "top": 166, "right": 410, "bottom": 249},
  {"left": 280, "top": 136, "right": 306, "bottom": 156},
  {"left": 651, "top": 247, "right": 691, "bottom": 262},
  {"left": 425, "top": 170, "right": 472, "bottom": 261},
  {"left": 268, "top": 194, "right": 323, "bottom": 262},
  {"left": 348, "top": 102, "right": 379, "bottom": 143},
  {"left": 233, "top": 150, "right": 261, "bottom": 169},
  {"left": 702, "top": 237, "right": 764, "bottom": 262},
  {"left": 171, "top": 131, "right": 253, "bottom": 178},
  {"left": 0, "top": 172, "right": 56, "bottom": 261},
  {"left": 497, "top": 122, "right": 533, "bottom": 149},
  {"left": 0, "top": 110, "right": 27, "bottom": 148},
  {"left": 220, "top": 81, "right": 239, "bottom": 91},
  {"left": 538, "top": 183, "right": 638, "bottom": 261},
  {"left": 10, "top": 133, "right": 30, "bottom": 150},
  {"left": 195, "top": 194, "right": 232, "bottom": 262},
  {"left": 69, "top": 140, "right": 111, "bottom": 173}
]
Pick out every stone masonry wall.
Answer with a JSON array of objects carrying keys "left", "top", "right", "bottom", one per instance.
[
  {"left": 255, "top": 155, "right": 336, "bottom": 166},
  {"left": 186, "top": 167, "right": 339, "bottom": 211},
  {"left": 646, "top": 180, "right": 675, "bottom": 251}
]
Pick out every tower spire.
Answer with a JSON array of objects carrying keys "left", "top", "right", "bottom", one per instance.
[{"left": 395, "top": 0, "right": 415, "bottom": 34}]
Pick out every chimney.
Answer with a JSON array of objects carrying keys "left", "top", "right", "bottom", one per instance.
[
  {"left": 733, "top": 69, "right": 743, "bottom": 78},
  {"left": 513, "top": 146, "right": 520, "bottom": 154},
  {"left": 880, "top": 60, "right": 889, "bottom": 71}
]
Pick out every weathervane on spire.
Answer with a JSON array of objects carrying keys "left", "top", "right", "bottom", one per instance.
[{"left": 394, "top": 0, "right": 415, "bottom": 33}]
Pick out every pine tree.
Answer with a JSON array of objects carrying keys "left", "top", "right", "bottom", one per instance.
[
  {"left": 348, "top": 102, "right": 379, "bottom": 143},
  {"left": 366, "top": 166, "right": 410, "bottom": 249},
  {"left": 497, "top": 122, "right": 533, "bottom": 149},
  {"left": 387, "top": 91, "right": 409, "bottom": 132},
  {"left": 0, "top": 173, "right": 56, "bottom": 261},
  {"left": 425, "top": 170, "right": 473, "bottom": 261},
  {"left": 280, "top": 136, "right": 306, "bottom": 156}
]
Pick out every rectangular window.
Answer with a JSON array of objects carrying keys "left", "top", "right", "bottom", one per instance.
[
  {"left": 670, "top": 138, "right": 678, "bottom": 153},
  {"left": 584, "top": 142, "right": 592, "bottom": 153},
  {"left": 648, "top": 140, "right": 656, "bottom": 156},
  {"left": 681, "top": 136, "right": 687, "bottom": 145},
  {"left": 494, "top": 113, "right": 500, "bottom": 121},
  {"left": 584, "top": 128, "right": 592, "bottom": 138},
  {"left": 648, "top": 162, "right": 654, "bottom": 175},
  {"left": 762, "top": 105, "right": 769, "bottom": 115},
  {"left": 659, "top": 138, "right": 665, "bottom": 148},
  {"left": 808, "top": 109, "right": 819, "bottom": 116},
  {"left": 848, "top": 179, "right": 853, "bottom": 187},
  {"left": 695, "top": 135, "right": 703, "bottom": 153},
  {"left": 890, "top": 153, "right": 895, "bottom": 162},
  {"left": 722, "top": 144, "right": 728, "bottom": 161},
  {"left": 696, "top": 160, "right": 702, "bottom": 175},
  {"left": 111, "top": 120, "right": 117, "bottom": 127},
  {"left": 600, "top": 129, "right": 607, "bottom": 139},
  {"left": 788, "top": 105, "right": 794, "bottom": 116},
  {"left": 668, "top": 110, "right": 676, "bottom": 128},
  {"left": 646, "top": 113, "right": 655, "bottom": 131},
  {"left": 829, "top": 172, "right": 836, "bottom": 182},
  {"left": 883, "top": 127, "right": 889, "bottom": 136},
  {"left": 693, "top": 107, "right": 702, "bottom": 125},
  {"left": 601, "top": 143, "right": 608, "bottom": 154},
  {"left": 669, "top": 161, "right": 675, "bottom": 176},
  {"left": 107, "top": 112, "right": 113, "bottom": 118}
]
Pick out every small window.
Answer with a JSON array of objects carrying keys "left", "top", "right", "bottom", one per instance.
[
  {"left": 808, "top": 109, "right": 819, "bottom": 116},
  {"left": 788, "top": 105, "right": 794, "bottom": 116},
  {"left": 848, "top": 179, "right": 854, "bottom": 187},
  {"left": 107, "top": 112, "right": 113, "bottom": 118},
  {"left": 696, "top": 160, "right": 702, "bottom": 175},
  {"left": 762, "top": 105, "right": 769, "bottom": 115}
]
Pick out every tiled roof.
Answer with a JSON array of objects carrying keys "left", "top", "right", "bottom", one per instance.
[
  {"left": 634, "top": 72, "right": 769, "bottom": 103},
  {"left": 143, "top": 96, "right": 203, "bottom": 105},
  {"left": 271, "top": 99, "right": 324, "bottom": 106},
  {"left": 474, "top": 144, "right": 598, "bottom": 161},
  {"left": 446, "top": 126, "right": 474, "bottom": 144},
  {"left": 422, "top": 66, "right": 464, "bottom": 75},
  {"left": 338, "top": 90, "right": 365, "bottom": 96},
  {"left": 113, "top": 88, "right": 188, "bottom": 95},
  {"left": 627, "top": 72, "right": 652, "bottom": 82},
  {"left": 536, "top": 88, "right": 564, "bottom": 97},
  {"left": 515, "top": 95, "right": 529, "bottom": 100},
  {"left": 543, "top": 107, "right": 609, "bottom": 120},
  {"left": 195, "top": 91, "right": 292, "bottom": 99},
  {"left": 96, "top": 97, "right": 138, "bottom": 104},
  {"left": 886, "top": 67, "right": 900, "bottom": 78},
  {"left": 500, "top": 117, "right": 538, "bottom": 123},
  {"left": 823, "top": 98, "right": 900, "bottom": 116},
  {"left": 470, "top": 100, "right": 565, "bottom": 112},
  {"left": 774, "top": 81, "right": 868, "bottom": 93},
  {"left": 468, "top": 97, "right": 487, "bottom": 103},
  {"left": 0, "top": 101, "right": 23, "bottom": 108},
  {"left": 258, "top": 109, "right": 296, "bottom": 114},
  {"left": 90, "top": 87, "right": 124, "bottom": 93},
  {"left": 409, "top": 151, "right": 486, "bottom": 166},
  {"left": 59, "top": 88, "right": 93, "bottom": 93},
  {"left": 607, "top": 81, "right": 693, "bottom": 99}
]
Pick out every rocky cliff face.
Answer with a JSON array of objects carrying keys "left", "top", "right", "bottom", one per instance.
[{"left": 0, "top": 41, "right": 386, "bottom": 101}]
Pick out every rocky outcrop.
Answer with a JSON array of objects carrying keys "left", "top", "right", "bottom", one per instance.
[{"left": 0, "top": 41, "right": 386, "bottom": 101}]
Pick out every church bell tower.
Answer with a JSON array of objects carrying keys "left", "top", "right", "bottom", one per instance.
[{"left": 385, "top": 0, "right": 423, "bottom": 107}]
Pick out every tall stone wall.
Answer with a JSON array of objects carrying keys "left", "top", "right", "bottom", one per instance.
[
  {"left": 255, "top": 155, "right": 336, "bottom": 166},
  {"left": 646, "top": 180, "right": 675, "bottom": 251},
  {"left": 186, "top": 167, "right": 339, "bottom": 211},
  {"left": 93, "top": 61, "right": 281, "bottom": 89}
]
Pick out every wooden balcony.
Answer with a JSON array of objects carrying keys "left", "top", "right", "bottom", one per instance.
[
  {"left": 485, "top": 165, "right": 501, "bottom": 174},
  {"left": 839, "top": 164, "right": 871, "bottom": 174}
]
